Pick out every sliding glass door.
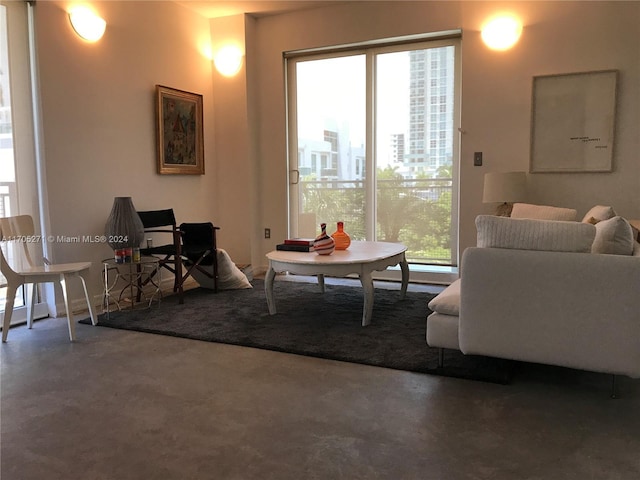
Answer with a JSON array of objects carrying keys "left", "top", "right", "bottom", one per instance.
[
  {"left": 287, "top": 38, "right": 460, "bottom": 272},
  {"left": 0, "top": 1, "right": 45, "bottom": 325},
  {"left": 291, "top": 54, "right": 367, "bottom": 240}
]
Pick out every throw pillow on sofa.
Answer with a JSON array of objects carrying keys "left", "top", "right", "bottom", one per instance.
[
  {"left": 510, "top": 203, "right": 577, "bottom": 221},
  {"left": 427, "top": 278, "right": 460, "bottom": 316},
  {"left": 476, "top": 215, "right": 596, "bottom": 253},
  {"left": 591, "top": 216, "right": 635, "bottom": 255},
  {"left": 581, "top": 205, "right": 616, "bottom": 224}
]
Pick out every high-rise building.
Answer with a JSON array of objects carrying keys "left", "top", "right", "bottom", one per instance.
[
  {"left": 390, "top": 133, "right": 405, "bottom": 164},
  {"left": 404, "top": 47, "right": 455, "bottom": 177}
]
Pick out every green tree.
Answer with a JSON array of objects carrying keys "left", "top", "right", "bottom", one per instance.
[
  {"left": 376, "top": 166, "right": 422, "bottom": 243},
  {"left": 302, "top": 181, "right": 365, "bottom": 239},
  {"left": 435, "top": 163, "right": 452, "bottom": 178},
  {"left": 300, "top": 167, "right": 453, "bottom": 264}
]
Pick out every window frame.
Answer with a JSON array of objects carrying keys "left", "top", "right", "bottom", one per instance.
[{"left": 285, "top": 32, "right": 461, "bottom": 283}]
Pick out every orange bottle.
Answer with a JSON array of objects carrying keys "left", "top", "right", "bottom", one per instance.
[{"left": 331, "top": 221, "right": 351, "bottom": 250}]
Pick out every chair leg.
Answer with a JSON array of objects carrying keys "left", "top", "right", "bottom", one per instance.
[
  {"left": 78, "top": 272, "right": 98, "bottom": 326},
  {"left": 438, "top": 348, "right": 444, "bottom": 368},
  {"left": 26, "top": 284, "right": 36, "bottom": 329},
  {"left": 59, "top": 275, "right": 76, "bottom": 341},
  {"left": 2, "top": 284, "right": 18, "bottom": 342},
  {"left": 176, "top": 257, "right": 184, "bottom": 304},
  {"left": 212, "top": 250, "right": 219, "bottom": 293}
]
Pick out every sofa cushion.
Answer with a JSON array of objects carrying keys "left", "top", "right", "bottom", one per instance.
[
  {"left": 476, "top": 215, "right": 596, "bottom": 253},
  {"left": 426, "top": 312, "right": 461, "bottom": 350},
  {"left": 510, "top": 203, "right": 577, "bottom": 221},
  {"left": 591, "top": 216, "right": 635, "bottom": 255},
  {"left": 581, "top": 205, "right": 616, "bottom": 224},
  {"left": 427, "top": 278, "right": 460, "bottom": 316}
]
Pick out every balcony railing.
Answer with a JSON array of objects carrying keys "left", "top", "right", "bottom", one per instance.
[
  {"left": 299, "top": 177, "right": 454, "bottom": 265},
  {"left": 0, "top": 183, "right": 13, "bottom": 219}
]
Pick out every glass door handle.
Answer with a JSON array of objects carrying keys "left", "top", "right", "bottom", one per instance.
[{"left": 290, "top": 169, "right": 300, "bottom": 185}]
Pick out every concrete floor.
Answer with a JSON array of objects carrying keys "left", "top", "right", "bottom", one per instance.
[{"left": 2, "top": 288, "right": 640, "bottom": 480}]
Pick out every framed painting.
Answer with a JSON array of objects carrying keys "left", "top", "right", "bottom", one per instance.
[
  {"left": 530, "top": 70, "right": 617, "bottom": 173},
  {"left": 155, "top": 85, "right": 204, "bottom": 175}
]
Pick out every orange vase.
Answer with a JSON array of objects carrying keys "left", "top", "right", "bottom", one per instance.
[{"left": 331, "top": 221, "right": 351, "bottom": 250}]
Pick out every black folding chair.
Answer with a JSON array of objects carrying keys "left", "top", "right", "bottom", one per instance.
[
  {"left": 137, "top": 209, "right": 185, "bottom": 302},
  {"left": 180, "top": 222, "right": 220, "bottom": 293}
]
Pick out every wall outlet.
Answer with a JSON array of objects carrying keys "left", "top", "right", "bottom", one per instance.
[
  {"left": 474, "top": 151, "right": 483, "bottom": 166},
  {"left": 264, "top": 228, "right": 271, "bottom": 239}
]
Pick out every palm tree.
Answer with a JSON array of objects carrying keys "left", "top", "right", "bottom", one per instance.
[
  {"left": 376, "top": 166, "right": 421, "bottom": 242},
  {"left": 435, "top": 163, "right": 452, "bottom": 178}
]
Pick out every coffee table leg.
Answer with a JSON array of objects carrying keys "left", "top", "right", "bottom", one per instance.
[
  {"left": 399, "top": 254, "right": 409, "bottom": 299},
  {"left": 359, "top": 270, "right": 374, "bottom": 326},
  {"left": 317, "top": 274, "right": 325, "bottom": 293},
  {"left": 265, "top": 265, "right": 277, "bottom": 314}
]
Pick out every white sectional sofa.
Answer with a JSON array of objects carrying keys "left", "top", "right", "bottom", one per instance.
[{"left": 426, "top": 208, "right": 640, "bottom": 380}]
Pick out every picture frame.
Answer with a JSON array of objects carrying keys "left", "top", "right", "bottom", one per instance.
[
  {"left": 530, "top": 70, "right": 617, "bottom": 173},
  {"left": 155, "top": 85, "right": 204, "bottom": 175}
]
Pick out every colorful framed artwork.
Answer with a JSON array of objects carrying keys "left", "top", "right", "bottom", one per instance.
[
  {"left": 530, "top": 70, "right": 617, "bottom": 173},
  {"left": 155, "top": 85, "right": 204, "bottom": 175}
]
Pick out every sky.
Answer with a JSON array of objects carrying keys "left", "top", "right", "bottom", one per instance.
[{"left": 296, "top": 51, "right": 410, "bottom": 168}]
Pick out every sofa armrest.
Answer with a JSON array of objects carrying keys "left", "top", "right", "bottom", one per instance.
[{"left": 460, "top": 247, "right": 640, "bottom": 378}]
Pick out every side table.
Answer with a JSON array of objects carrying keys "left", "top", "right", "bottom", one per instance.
[{"left": 103, "top": 256, "right": 162, "bottom": 317}]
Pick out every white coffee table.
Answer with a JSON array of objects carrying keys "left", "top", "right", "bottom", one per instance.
[{"left": 265, "top": 241, "right": 409, "bottom": 326}]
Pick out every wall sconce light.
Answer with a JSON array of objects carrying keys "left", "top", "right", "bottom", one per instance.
[
  {"left": 214, "top": 45, "right": 244, "bottom": 77},
  {"left": 69, "top": 5, "right": 106, "bottom": 42},
  {"left": 481, "top": 16, "right": 522, "bottom": 51}
]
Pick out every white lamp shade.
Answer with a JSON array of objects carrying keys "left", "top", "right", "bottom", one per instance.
[{"left": 483, "top": 172, "right": 526, "bottom": 203}]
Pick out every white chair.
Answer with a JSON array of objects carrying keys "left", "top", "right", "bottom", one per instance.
[{"left": 0, "top": 215, "right": 97, "bottom": 342}]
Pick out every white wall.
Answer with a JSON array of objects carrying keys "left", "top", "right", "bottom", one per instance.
[
  {"left": 249, "top": 0, "right": 640, "bottom": 270},
  {"left": 209, "top": 14, "right": 253, "bottom": 267},
  {"left": 34, "top": 0, "right": 218, "bottom": 305}
]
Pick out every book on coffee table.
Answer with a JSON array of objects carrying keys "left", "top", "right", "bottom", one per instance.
[
  {"left": 283, "top": 238, "right": 315, "bottom": 246},
  {"left": 276, "top": 243, "right": 314, "bottom": 252}
]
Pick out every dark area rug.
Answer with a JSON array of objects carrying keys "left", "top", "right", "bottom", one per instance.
[{"left": 82, "top": 279, "right": 513, "bottom": 384}]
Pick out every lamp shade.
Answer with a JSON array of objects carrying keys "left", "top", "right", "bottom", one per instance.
[
  {"left": 482, "top": 172, "right": 527, "bottom": 203},
  {"left": 104, "top": 197, "right": 144, "bottom": 250}
]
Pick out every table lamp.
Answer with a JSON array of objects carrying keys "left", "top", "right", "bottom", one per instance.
[
  {"left": 104, "top": 197, "right": 145, "bottom": 252},
  {"left": 482, "top": 172, "right": 526, "bottom": 216}
]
